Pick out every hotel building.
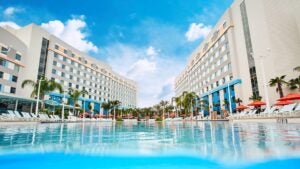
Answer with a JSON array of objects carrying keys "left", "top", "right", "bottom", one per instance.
[
  {"left": 0, "top": 24, "right": 137, "bottom": 113},
  {"left": 175, "top": 0, "right": 300, "bottom": 114}
]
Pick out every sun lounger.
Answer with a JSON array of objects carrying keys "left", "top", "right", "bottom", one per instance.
[{"left": 278, "top": 103, "right": 297, "bottom": 116}]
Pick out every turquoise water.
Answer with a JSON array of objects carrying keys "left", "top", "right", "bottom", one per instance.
[{"left": 0, "top": 121, "right": 300, "bottom": 168}]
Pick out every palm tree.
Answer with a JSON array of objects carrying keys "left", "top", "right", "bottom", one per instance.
[
  {"left": 68, "top": 88, "right": 88, "bottom": 116},
  {"left": 111, "top": 100, "right": 121, "bottom": 120},
  {"left": 294, "top": 66, "right": 300, "bottom": 72},
  {"left": 101, "top": 102, "right": 112, "bottom": 118},
  {"left": 175, "top": 96, "right": 183, "bottom": 117},
  {"left": 21, "top": 77, "right": 62, "bottom": 109},
  {"left": 288, "top": 76, "right": 300, "bottom": 91},
  {"left": 249, "top": 94, "right": 262, "bottom": 101},
  {"left": 235, "top": 98, "right": 243, "bottom": 106},
  {"left": 269, "top": 75, "right": 287, "bottom": 98},
  {"left": 183, "top": 92, "right": 198, "bottom": 118},
  {"left": 159, "top": 100, "right": 169, "bottom": 119}
]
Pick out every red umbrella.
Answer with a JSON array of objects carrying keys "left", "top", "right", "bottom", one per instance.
[
  {"left": 274, "top": 100, "right": 293, "bottom": 106},
  {"left": 277, "top": 93, "right": 300, "bottom": 101},
  {"left": 236, "top": 105, "right": 248, "bottom": 110},
  {"left": 248, "top": 100, "right": 266, "bottom": 107}
]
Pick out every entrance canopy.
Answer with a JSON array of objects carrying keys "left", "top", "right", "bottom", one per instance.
[{"left": 0, "top": 93, "right": 38, "bottom": 104}]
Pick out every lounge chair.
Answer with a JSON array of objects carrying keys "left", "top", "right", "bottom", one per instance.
[{"left": 278, "top": 103, "right": 297, "bottom": 116}]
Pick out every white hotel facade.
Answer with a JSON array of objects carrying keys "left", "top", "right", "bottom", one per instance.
[
  {"left": 175, "top": 0, "right": 300, "bottom": 114},
  {"left": 0, "top": 24, "right": 137, "bottom": 113}
]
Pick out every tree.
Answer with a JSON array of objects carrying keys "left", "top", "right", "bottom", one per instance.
[
  {"left": 269, "top": 75, "right": 287, "bottom": 98},
  {"left": 288, "top": 76, "right": 300, "bottom": 91},
  {"left": 159, "top": 100, "right": 169, "bottom": 119},
  {"left": 22, "top": 77, "right": 62, "bottom": 109},
  {"left": 249, "top": 94, "right": 262, "bottom": 101},
  {"left": 101, "top": 102, "right": 112, "bottom": 117},
  {"left": 175, "top": 96, "right": 183, "bottom": 117},
  {"left": 294, "top": 66, "right": 300, "bottom": 72},
  {"left": 111, "top": 100, "right": 121, "bottom": 120},
  {"left": 235, "top": 98, "right": 243, "bottom": 106},
  {"left": 68, "top": 88, "right": 88, "bottom": 116}
]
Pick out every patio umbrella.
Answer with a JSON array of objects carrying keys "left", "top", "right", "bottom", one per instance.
[
  {"left": 274, "top": 100, "right": 293, "bottom": 106},
  {"left": 236, "top": 105, "right": 248, "bottom": 110},
  {"left": 248, "top": 101, "right": 266, "bottom": 107},
  {"left": 277, "top": 93, "right": 300, "bottom": 101}
]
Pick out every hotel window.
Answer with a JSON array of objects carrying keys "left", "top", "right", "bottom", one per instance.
[
  {"left": 228, "top": 63, "right": 232, "bottom": 70},
  {"left": 64, "top": 49, "right": 67, "bottom": 54},
  {"left": 0, "top": 71, "right": 3, "bottom": 78},
  {"left": 76, "top": 84, "right": 79, "bottom": 89},
  {"left": 12, "top": 75, "right": 18, "bottom": 82},
  {"left": 52, "top": 69, "right": 56, "bottom": 74},
  {"left": 223, "top": 54, "right": 228, "bottom": 62},
  {"left": 61, "top": 72, "right": 65, "bottom": 77},
  {"left": 0, "top": 59, "right": 6, "bottom": 67},
  {"left": 68, "top": 83, "right": 72, "bottom": 88},
  {"left": 70, "top": 75, "right": 73, "bottom": 80},
  {"left": 1, "top": 47, "right": 8, "bottom": 54},
  {"left": 53, "top": 61, "right": 57, "bottom": 66},
  {"left": 55, "top": 45, "right": 59, "bottom": 50},
  {"left": 10, "top": 87, "right": 16, "bottom": 94},
  {"left": 71, "top": 53, "right": 75, "bottom": 57},
  {"left": 223, "top": 21, "right": 227, "bottom": 29},
  {"left": 15, "top": 54, "right": 21, "bottom": 61},
  {"left": 63, "top": 57, "right": 67, "bottom": 62},
  {"left": 62, "top": 64, "right": 66, "bottom": 69}
]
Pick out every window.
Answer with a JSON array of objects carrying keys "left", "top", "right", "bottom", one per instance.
[
  {"left": 55, "top": 45, "right": 59, "bottom": 50},
  {"left": 71, "top": 53, "right": 75, "bottom": 57},
  {"left": 53, "top": 61, "right": 57, "bottom": 66},
  {"left": 52, "top": 69, "right": 56, "bottom": 74},
  {"left": 61, "top": 72, "right": 65, "bottom": 77},
  {"left": 1, "top": 47, "right": 8, "bottom": 54},
  {"left": 10, "top": 87, "right": 16, "bottom": 94},
  {"left": 12, "top": 75, "right": 18, "bottom": 82},
  {"left": 64, "top": 49, "right": 67, "bottom": 54},
  {"left": 0, "top": 59, "right": 6, "bottom": 67},
  {"left": 15, "top": 54, "right": 21, "bottom": 61},
  {"left": 69, "top": 83, "right": 72, "bottom": 88},
  {"left": 223, "top": 21, "right": 227, "bottom": 29},
  {"left": 62, "top": 64, "right": 65, "bottom": 69},
  {"left": 0, "top": 71, "right": 3, "bottom": 78},
  {"left": 76, "top": 84, "right": 79, "bottom": 89},
  {"left": 63, "top": 57, "right": 67, "bottom": 62}
]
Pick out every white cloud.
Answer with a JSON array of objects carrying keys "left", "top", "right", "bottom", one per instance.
[
  {"left": 146, "top": 46, "right": 158, "bottom": 57},
  {"left": 103, "top": 43, "right": 184, "bottom": 107},
  {"left": 3, "top": 7, "right": 21, "bottom": 17},
  {"left": 185, "top": 23, "right": 211, "bottom": 42},
  {"left": 0, "top": 21, "right": 20, "bottom": 29},
  {"left": 127, "top": 59, "right": 156, "bottom": 79},
  {"left": 41, "top": 16, "right": 98, "bottom": 53}
]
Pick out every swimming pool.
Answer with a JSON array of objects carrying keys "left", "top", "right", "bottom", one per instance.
[{"left": 0, "top": 121, "right": 299, "bottom": 168}]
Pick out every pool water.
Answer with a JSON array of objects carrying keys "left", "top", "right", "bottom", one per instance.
[{"left": 0, "top": 121, "right": 300, "bottom": 168}]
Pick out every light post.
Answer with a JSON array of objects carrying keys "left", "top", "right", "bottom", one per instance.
[
  {"left": 35, "top": 79, "right": 44, "bottom": 117},
  {"left": 61, "top": 89, "right": 67, "bottom": 121},
  {"left": 227, "top": 83, "right": 233, "bottom": 116},
  {"left": 259, "top": 54, "right": 270, "bottom": 110}
]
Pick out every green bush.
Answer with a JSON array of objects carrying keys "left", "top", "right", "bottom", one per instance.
[
  {"left": 155, "top": 117, "right": 163, "bottom": 121},
  {"left": 116, "top": 117, "right": 123, "bottom": 121}
]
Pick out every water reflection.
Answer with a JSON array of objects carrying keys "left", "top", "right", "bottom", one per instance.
[{"left": 0, "top": 121, "right": 299, "bottom": 162}]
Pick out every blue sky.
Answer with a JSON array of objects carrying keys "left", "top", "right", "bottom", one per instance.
[{"left": 0, "top": 0, "right": 233, "bottom": 107}]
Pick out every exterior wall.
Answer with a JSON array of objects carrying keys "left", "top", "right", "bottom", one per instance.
[
  {"left": 0, "top": 24, "right": 137, "bottom": 111},
  {"left": 175, "top": 0, "right": 300, "bottom": 113},
  {"left": 0, "top": 27, "right": 27, "bottom": 96}
]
